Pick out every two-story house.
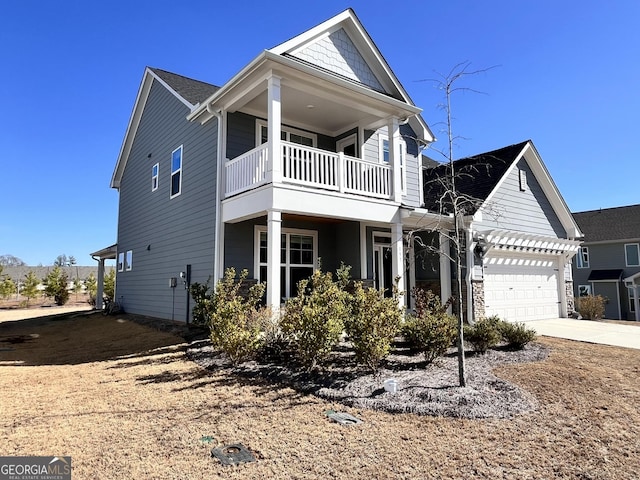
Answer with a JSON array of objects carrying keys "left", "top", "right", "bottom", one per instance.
[
  {"left": 97, "top": 9, "right": 582, "bottom": 324},
  {"left": 572, "top": 204, "right": 640, "bottom": 321}
]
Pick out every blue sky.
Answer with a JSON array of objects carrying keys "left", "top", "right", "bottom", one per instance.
[{"left": 1, "top": 1, "right": 638, "bottom": 266}]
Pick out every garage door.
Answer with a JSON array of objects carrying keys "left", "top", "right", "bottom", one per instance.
[{"left": 483, "top": 254, "right": 560, "bottom": 322}]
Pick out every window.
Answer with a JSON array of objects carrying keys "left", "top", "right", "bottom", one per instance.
[
  {"left": 256, "top": 120, "right": 317, "bottom": 147},
  {"left": 625, "top": 243, "right": 640, "bottom": 267},
  {"left": 117, "top": 252, "right": 125, "bottom": 272},
  {"left": 151, "top": 163, "right": 159, "bottom": 191},
  {"left": 379, "top": 133, "right": 407, "bottom": 194},
  {"left": 629, "top": 287, "right": 637, "bottom": 313},
  {"left": 256, "top": 227, "right": 317, "bottom": 299},
  {"left": 578, "top": 285, "right": 591, "bottom": 297},
  {"left": 125, "top": 250, "right": 133, "bottom": 271},
  {"left": 576, "top": 247, "right": 589, "bottom": 268},
  {"left": 170, "top": 145, "right": 183, "bottom": 198}
]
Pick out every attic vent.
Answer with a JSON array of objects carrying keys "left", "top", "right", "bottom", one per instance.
[{"left": 519, "top": 169, "right": 527, "bottom": 191}]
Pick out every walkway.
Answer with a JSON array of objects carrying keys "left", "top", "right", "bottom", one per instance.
[{"left": 523, "top": 318, "right": 640, "bottom": 350}]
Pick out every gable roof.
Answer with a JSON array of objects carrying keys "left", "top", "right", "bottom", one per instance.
[
  {"left": 573, "top": 204, "right": 640, "bottom": 243},
  {"left": 188, "top": 9, "right": 433, "bottom": 142},
  {"left": 149, "top": 68, "right": 219, "bottom": 106},
  {"left": 111, "top": 68, "right": 218, "bottom": 189},
  {"left": 423, "top": 140, "right": 582, "bottom": 238},
  {"left": 423, "top": 141, "right": 530, "bottom": 213}
]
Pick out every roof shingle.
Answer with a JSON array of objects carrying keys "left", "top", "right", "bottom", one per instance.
[
  {"left": 149, "top": 68, "right": 220, "bottom": 106},
  {"left": 573, "top": 204, "right": 640, "bottom": 242}
]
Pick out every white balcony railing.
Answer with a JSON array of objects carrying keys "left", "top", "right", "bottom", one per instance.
[{"left": 224, "top": 141, "right": 392, "bottom": 199}]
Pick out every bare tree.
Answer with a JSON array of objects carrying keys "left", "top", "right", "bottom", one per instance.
[{"left": 411, "top": 62, "right": 498, "bottom": 387}]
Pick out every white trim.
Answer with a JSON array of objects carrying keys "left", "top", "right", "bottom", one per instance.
[
  {"left": 170, "top": 145, "right": 183, "bottom": 199},
  {"left": 378, "top": 130, "right": 406, "bottom": 196},
  {"left": 578, "top": 284, "right": 592, "bottom": 296},
  {"left": 117, "top": 252, "right": 124, "bottom": 272},
  {"left": 151, "top": 163, "right": 159, "bottom": 192},
  {"left": 624, "top": 243, "right": 640, "bottom": 267},
  {"left": 336, "top": 133, "right": 358, "bottom": 157},
  {"left": 125, "top": 250, "right": 133, "bottom": 271},
  {"left": 255, "top": 119, "right": 317, "bottom": 148},
  {"left": 255, "top": 225, "right": 318, "bottom": 300},
  {"left": 576, "top": 246, "right": 590, "bottom": 268}
]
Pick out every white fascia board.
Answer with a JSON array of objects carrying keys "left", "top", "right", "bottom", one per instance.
[
  {"left": 221, "top": 184, "right": 403, "bottom": 224},
  {"left": 187, "top": 52, "right": 269, "bottom": 124},
  {"left": 522, "top": 142, "right": 583, "bottom": 239},
  {"left": 111, "top": 68, "right": 196, "bottom": 189},
  {"left": 188, "top": 51, "right": 422, "bottom": 127},
  {"left": 402, "top": 207, "right": 454, "bottom": 230}
]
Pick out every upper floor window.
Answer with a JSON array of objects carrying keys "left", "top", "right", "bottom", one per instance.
[
  {"left": 625, "top": 243, "right": 640, "bottom": 266},
  {"left": 125, "top": 250, "right": 133, "bottom": 271},
  {"left": 117, "top": 252, "right": 125, "bottom": 272},
  {"left": 256, "top": 120, "right": 317, "bottom": 147},
  {"left": 151, "top": 163, "right": 159, "bottom": 192},
  {"left": 171, "top": 146, "right": 183, "bottom": 198},
  {"left": 576, "top": 246, "right": 589, "bottom": 268},
  {"left": 379, "top": 133, "right": 406, "bottom": 194}
]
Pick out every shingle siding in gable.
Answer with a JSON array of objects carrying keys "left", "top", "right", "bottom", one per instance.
[
  {"left": 116, "top": 80, "right": 218, "bottom": 321},
  {"left": 476, "top": 158, "right": 566, "bottom": 237},
  {"left": 294, "top": 28, "right": 385, "bottom": 92}
]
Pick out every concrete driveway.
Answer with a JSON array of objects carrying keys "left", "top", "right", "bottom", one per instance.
[{"left": 523, "top": 318, "right": 640, "bottom": 350}]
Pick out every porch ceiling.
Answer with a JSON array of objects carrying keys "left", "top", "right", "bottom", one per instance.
[{"left": 194, "top": 52, "right": 421, "bottom": 137}]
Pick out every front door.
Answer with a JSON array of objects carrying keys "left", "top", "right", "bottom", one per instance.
[{"left": 373, "top": 233, "right": 393, "bottom": 297}]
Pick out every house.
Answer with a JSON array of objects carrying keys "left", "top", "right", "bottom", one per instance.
[
  {"left": 572, "top": 204, "right": 640, "bottom": 321},
  {"left": 99, "top": 9, "right": 581, "bottom": 323},
  {"left": 422, "top": 141, "right": 582, "bottom": 322}
]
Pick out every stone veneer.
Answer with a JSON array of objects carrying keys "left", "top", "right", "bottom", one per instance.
[
  {"left": 565, "top": 280, "right": 575, "bottom": 315},
  {"left": 471, "top": 280, "right": 485, "bottom": 321}
]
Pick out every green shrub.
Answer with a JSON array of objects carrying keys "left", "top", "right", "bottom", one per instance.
[
  {"left": 280, "top": 267, "right": 349, "bottom": 370},
  {"left": 345, "top": 281, "right": 403, "bottom": 371},
  {"left": 577, "top": 295, "right": 606, "bottom": 320},
  {"left": 464, "top": 318, "right": 501, "bottom": 354},
  {"left": 191, "top": 268, "right": 269, "bottom": 365},
  {"left": 402, "top": 289, "right": 457, "bottom": 364},
  {"left": 498, "top": 321, "right": 537, "bottom": 349},
  {"left": 43, "top": 266, "right": 70, "bottom": 306}
]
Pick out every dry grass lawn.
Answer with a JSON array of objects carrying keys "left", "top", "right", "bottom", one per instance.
[{"left": 1, "top": 311, "right": 639, "bottom": 479}]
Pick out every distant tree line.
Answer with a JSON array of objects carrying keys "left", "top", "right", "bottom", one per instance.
[{"left": 0, "top": 253, "right": 115, "bottom": 308}]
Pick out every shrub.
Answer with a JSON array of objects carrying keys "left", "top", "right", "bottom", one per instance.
[
  {"left": 280, "top": 267, "right": 349, "bottom": 370},
  {"left": 189, "top": 279, "right": 212, "bottom": 327},
  {"left": 402, "top": 289, "right": 457, "bottom": 364},
  {"left": 191, "top": 268, "right": 269, "bottom": 365},
  {"left": 464, "top": 318, "right": 501, "bottom": 354},
  {"left": 345, "top": 281, "right": 403, "bottom": 371},
  {"left": 577, "top": 295, "right": 606, "bottom": 320},
  {"left": 498, "top": 321, "right": 537, "bottom": 349},
  {"left": 43, "top": 266, "right": 70, "bottom": 306}
]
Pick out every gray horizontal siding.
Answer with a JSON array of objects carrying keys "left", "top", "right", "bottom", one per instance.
[
  {"left": 116, "top": 80, "right": 218, "bottom": 321},
  {"left": 477, "top": 158, "right": 566, "bottom": 237}
]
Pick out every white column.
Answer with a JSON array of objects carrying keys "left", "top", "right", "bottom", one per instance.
[
  {"left": 96, "top": 258, "right": 105, "bottom": 310},
  {"left": 266, "top": 209, "right": 282, "bottom": 309},
  {"left": 267, "top": 75, "right": 282, "bottom": 184},
  {"left": 391, "top": 221, "right": 405, "bottom": 308},
  {"left": 388, "top": 117, "right": 402, "bottom": 203},
  {"left": 439, "top": 232, "right": 452, "bottom": 312}
]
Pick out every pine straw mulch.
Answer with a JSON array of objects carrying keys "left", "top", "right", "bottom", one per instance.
[{"left": 1, "top": 311, "right": 639, "bottom": 479}]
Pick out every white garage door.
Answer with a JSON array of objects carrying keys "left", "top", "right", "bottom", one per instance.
[{"left": 483, "top": 254, "right": 560, "bottom": 322}]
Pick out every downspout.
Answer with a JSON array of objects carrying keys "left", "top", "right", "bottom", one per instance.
[{"left": 210, "top": 104, "right": 225, "bottom": 288}]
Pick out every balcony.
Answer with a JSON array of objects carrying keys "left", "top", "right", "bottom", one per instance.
[{"left": 224, "top": 141, "right": 393, "bottom": 200}]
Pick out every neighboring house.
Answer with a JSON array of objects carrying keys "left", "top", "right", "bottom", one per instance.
[
  {"left": 1, "top": 266, "right": 105, "bottom": 295},
  {"left": 422, "top": 141, "right": 582, "bottom": 322},
  {"left": 572, "top": 204, "right": 640, "bottom": 321},
  {"left": 98, "top": 9, "right": 581, "bottom": 323}
]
